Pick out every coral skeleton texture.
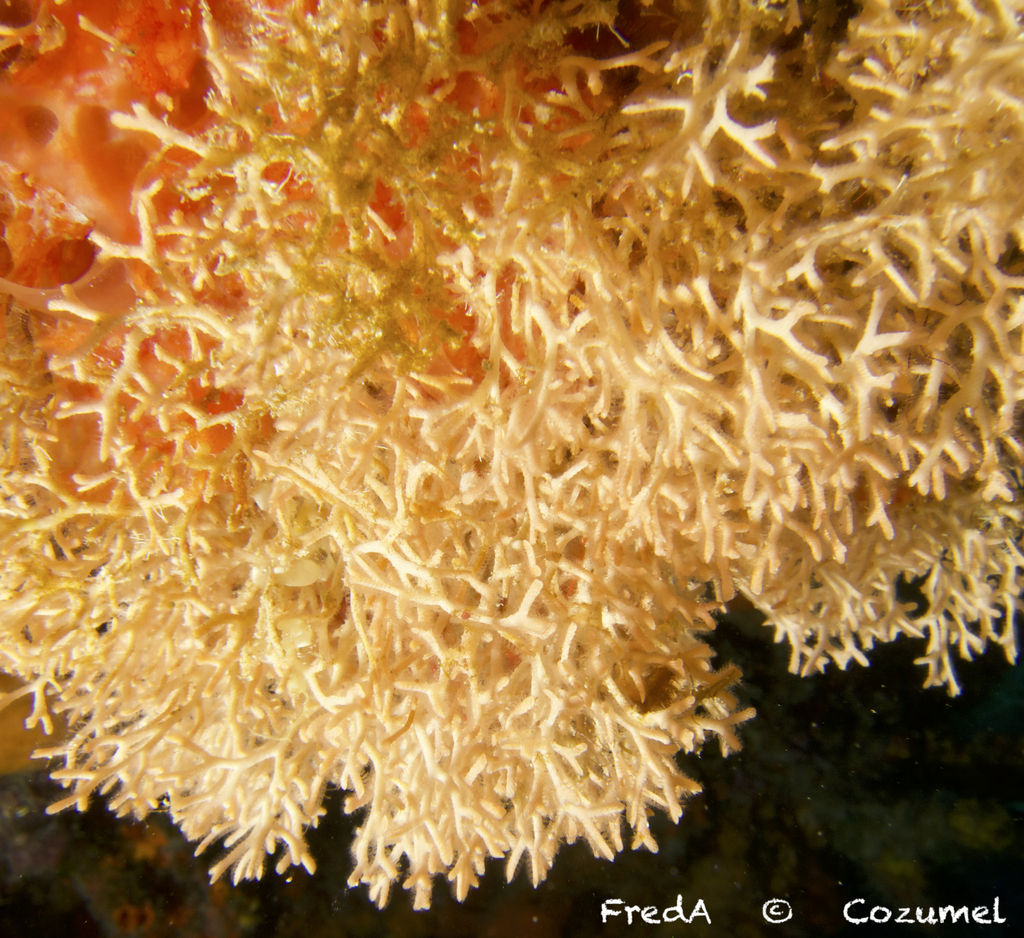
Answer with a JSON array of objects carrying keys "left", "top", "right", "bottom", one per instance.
[{"left": 1, "top": 0, "right": 1023, "bottom": 909}]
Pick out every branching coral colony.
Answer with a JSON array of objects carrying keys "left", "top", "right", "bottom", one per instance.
[{"left": 1, "top": 0, "right": 1023, "bottom": 909}]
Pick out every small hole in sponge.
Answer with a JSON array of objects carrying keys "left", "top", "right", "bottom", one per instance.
[
  {"left": 0, "top": 239, "right": 12, "bottom": 278},
  {"left": 39, "top": 239, "right": 98, "bottom": 288},
  {"left": 20, "top": 105, "right": 59, "bottom": 147},
  {"left": 0, "top": 0, "right": 33, "bottom": 27}
]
